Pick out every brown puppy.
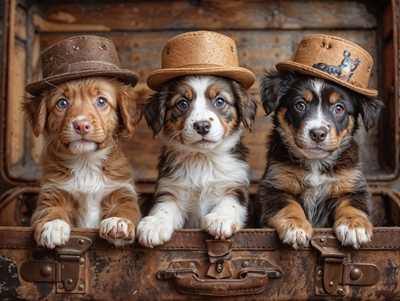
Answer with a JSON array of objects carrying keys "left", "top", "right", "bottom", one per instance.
[{"left": 22, "top": 77, "right": 145, "bottom": 248}]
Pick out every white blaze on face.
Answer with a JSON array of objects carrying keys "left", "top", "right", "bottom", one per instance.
[
  {"left": 298, "top": 79, "right": 330, "bottom": 159},
  {"left": 181, "top": 77, "right": 224, "bottom": 149}
]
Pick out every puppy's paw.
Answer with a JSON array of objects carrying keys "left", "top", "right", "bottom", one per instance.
[
  {"left": 334, "top": 217, "right": 373, "bottom": 248},
  {"left": 136, "top": 216, "right": 174, "bottom": 248},
  {"left": 39, "top": 219, "right": 70, "bottom": 249},
  {"left": 204, "top": 213, "right": 240, "bottom": 240},
  {"left": 276, "top": 220, "right": 313, "bottom": 249},
  {"left": 100, "top": 217, "right": 136, "bottom": 247}
]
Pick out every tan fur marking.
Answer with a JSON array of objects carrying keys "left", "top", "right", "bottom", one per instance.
[
  {"left": 303, "top": 90, "right": 313, "bottom": 103},
  {"left": 329, "top": 91, "right": 342, "bottom": 104},
  {"left": 268, "top": 201, "right": 313, "bottom": 241},
  {"left": 334, "top": 200, "right": 373, "bottom": 238}
]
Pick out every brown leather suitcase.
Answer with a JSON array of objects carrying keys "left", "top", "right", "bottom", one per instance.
[{"left": 0, "top": 0, "right": 399, "bottom": 300}]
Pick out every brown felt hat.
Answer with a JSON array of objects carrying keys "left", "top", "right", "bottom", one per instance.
[
  {"left": 276, "top": 34, "right": 378, "bottom": 97},
  {"left": 146, "top": 31, "right": 255, "bottom": 91},
  {"left": 25, "top": 35, "right": 139, "bottom": 96}
]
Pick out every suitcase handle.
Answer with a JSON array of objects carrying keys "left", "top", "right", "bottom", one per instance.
[{"left": 157, "top": 267, "right": 282, "bottom": 296}]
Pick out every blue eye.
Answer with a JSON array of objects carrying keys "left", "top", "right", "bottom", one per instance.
[
  {"left": 56, "top": 99, "right": 68, "bottom": 109},
  {"left": 214, "top": 97, "right": 226, "bottom": 108},
  {"left": 177, "top": 99, "right": 189, "bottom": 110},
  {"left": 96, "top": 97, "right": 107, "bottom": 108}
]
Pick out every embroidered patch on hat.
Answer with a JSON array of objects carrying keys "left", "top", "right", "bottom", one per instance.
[{"left": 313, "top": 50, "right": 362, "bottom": 83}]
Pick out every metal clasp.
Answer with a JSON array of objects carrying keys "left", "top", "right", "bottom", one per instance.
[
  {"left": 311, "top": 234, "right": 380, "bottom": 296},
  {"left": 20, "top": 236, "right": 91, "bottom": 294}
]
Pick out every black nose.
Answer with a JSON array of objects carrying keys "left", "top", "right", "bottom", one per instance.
[
  {"left": 194, "top": 121, "right": 211, "bottom": 135},
  {"left": 309, "top": 127, "right": 327, "bottom": 143}
]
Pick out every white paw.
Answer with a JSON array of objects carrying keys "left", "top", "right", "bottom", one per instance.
[
  {"left": 99, "top": 217, "right": 135, "bottom": 247},
  {"left": 39, "top": 220, "right": 70, "bottom": 249},
  {"left": 335, "top": 225, "right": 371, "bottom": 248},
  {"left": 282, "top": 228, "right": 310, "bottom": 249},
  {"left": 136, "top": 216, "right": 174, "bottom": 248},
  {"left": 203, "top": 214, "right": 240, "bottom": 239}
]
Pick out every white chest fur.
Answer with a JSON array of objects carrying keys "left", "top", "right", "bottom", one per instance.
[{"left": 43, "top": 148, "right": 132, "bottom": 228}]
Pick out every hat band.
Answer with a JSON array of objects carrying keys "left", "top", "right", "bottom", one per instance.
[
  {"left": 162, "top": 63, "right": 229, "bottom": 69},
  {"left": 45, "top": 61, "right": 120, "bottom": 78}
]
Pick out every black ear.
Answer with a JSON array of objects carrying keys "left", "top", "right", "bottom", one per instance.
[
  {"left": 231, "top": 81, "right": 257, "bottom": 131},
  {"left": 143, "top": 87, "right": 168, "bottom": 137},
  {"left": 260, "top": 69, "right": 293, "bottom": 115},
  {"left": 357, "top": 95, "right": 385, "bottom": 132}
]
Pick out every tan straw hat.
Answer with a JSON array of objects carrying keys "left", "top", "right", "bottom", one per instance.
[
  {"left": 276, "top": 34, "right": 378, "bottom": 97},
  {"left": 25, "top": 35, "right": 139, "bottom": 96},
  {"left": 146, "top": 31, "right": 255, "bottom": 91}
]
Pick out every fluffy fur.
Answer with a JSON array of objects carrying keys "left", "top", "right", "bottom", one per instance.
[
  {"left": 257, "top": 70, "right": 384, "bottom": 249},
  {"left": 22, "top": 77, "right": 145, "bottom": 248},
  {"left": 137, "top": 75, "right": 257, "bottom": 248}
]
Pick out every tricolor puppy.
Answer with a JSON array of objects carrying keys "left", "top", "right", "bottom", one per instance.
[
  {"left": 257, "top": 35, "right": 384, "bottom": 249},
  {"left": 136, "top": 31, "right": 257, "bottom": 248},
  {"left": 23, "top": 36, "right": 144, "bottom": 248}
]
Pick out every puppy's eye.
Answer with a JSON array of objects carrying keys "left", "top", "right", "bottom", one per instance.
[
  {"left": 56, "top": 99, "right": 68, "bottom": 109},
  {"left": 96, "top": 97, "right": 107, "bottom": 108},
  {"left": 177, "top": 99, "right": 189, "bottom": 110},
  {"left": 334, "top": 104, "right": 344, "bottom": 114},
  {"left": 214, "top": 97, "right": 226, "bottom": 108},
  {"left": 295, "top": 101, "right": 306, "bottom": 111}
]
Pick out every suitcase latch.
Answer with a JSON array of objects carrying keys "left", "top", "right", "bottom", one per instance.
[
  {"left": 20, "top": 235, "right": 92, "bottom": 294},
  {"left": 157, "top": 238, "right": 283, "bottom": 296},
  {"left": 311, "top": 234, "right": 380, "bottom": 296}
]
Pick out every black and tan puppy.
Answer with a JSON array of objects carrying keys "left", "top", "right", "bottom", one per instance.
[{"left": 257, "top": 68, "right": 383, "bottom": 249}]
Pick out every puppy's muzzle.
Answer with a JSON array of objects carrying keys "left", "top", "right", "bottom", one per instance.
[
  {"left": 73, "top": 119, "right": 92, "bottom": 137},
  {"left": 309, "top": 126, "right": 328, "bottom": 144},
  {"left": 194, "top": 120, "right": 211, "bottom": 136}
]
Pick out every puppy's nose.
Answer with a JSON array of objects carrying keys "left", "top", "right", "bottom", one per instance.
[
  {"left": 194, "top": 120, "right": 211, "bottom": 135},
  {"left": 73, "top": 119, "right": 92, "bottom": 136},
  {"left": 309, "top": 127, "right": 327, "bottom": 143}
]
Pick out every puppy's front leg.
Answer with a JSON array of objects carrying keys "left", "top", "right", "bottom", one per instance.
[
  {"left": 100, "top": 187, "right": 141, "bottom": 247},
  {"left": 267, "top": 200, "right": 313, "bottom": 249},
  {"left": 334, "top": 199, "right": 373, "bottom": 248},
  {"left": 137, "top": 199, "right": 184, "bottom": 248},
  {"left": 31, "top": 191, "right": 73, "bottom": 249},
  {"left": 204, "top": 196, "right": 247, "bottom": 239}
]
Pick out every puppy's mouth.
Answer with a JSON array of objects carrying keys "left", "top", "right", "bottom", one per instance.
[
  {"left": 295, "top": 143, "right": 334, "bottom": 159},
  {"left": 191, "top": 138, "right": 218, "bottom": 149},
  {"left": 68, "top": 138, "right": 99, "bottom": 154}
]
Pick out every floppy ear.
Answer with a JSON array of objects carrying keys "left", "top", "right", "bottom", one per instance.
[
  {"left": 21, "top": 95, "right": 47, "bottom": 137},
  {"left": 118, "top": 88, "right": 147, "bottom": 134},
  {"left": 260, "top": 69, "right": 293, "bottom": 116},
  {"left": 357, "top": 95, "right": 385, "bottom": 132},
  {"left": 144, "top": 87, "right": 168, "bottom": 137},
  {"left": 232, "top": 81, "right": 257, "bottom": 131}
]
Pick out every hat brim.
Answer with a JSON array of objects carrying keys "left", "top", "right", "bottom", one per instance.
[
  {"left": 146, "top": 67, "right": 256, "bottom": 91},
  {"left": 276, "top": 61, "right": 378, "bottom": 98},
  {"left": 25, "top": 69, "right": 139, "bottom": 96}
]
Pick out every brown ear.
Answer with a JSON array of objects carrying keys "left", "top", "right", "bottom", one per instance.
[
  {"left": 232, "top": 81, "right": 257, "bottom": 131},
  {"left": 21, "top": 96, "right": 47, "bottom": 137},
  {"left": 117, "top": 87, "right": 147, "bottom": 134}
]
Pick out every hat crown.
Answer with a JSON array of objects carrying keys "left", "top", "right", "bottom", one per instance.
[
  {"left": 25, "top": 35, "right": 139, "bottom": 96},
  {"left": 161, "top": 31, "right": 239, "bottom": 69},
  {"left": 41, "top": 35, "right": 121, "bottom": 78},
  {"left": 146, "top": 31, "right": 255, "bottom": 91},
  {"left": 276, "top": 34, "right": 377, "bottom": 97}
]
